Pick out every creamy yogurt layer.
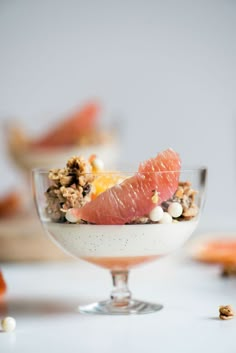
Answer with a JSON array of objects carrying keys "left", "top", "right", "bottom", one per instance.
[{"left": 45, "top": 220, "right": 198, "bottom": 259}]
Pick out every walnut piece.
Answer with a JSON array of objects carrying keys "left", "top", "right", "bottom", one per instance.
[
  {"left": 219, "top": 305, "right": 234, "bottom": 320},
  {"left": 45, "top": 156, "right": 94, "bottom": 222}
]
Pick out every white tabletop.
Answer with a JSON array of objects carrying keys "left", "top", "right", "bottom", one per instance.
[{"left": 0, "top": 252, "right": 236, "bottom": 353}]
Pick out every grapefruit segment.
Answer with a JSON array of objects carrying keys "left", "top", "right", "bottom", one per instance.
[
  {"left": 31, "top": 101, "right": 100, "bottom": 148},
  {"left": 0, "top": 191, "right": 22, "bottom": 218},
  {"left": 139, "top": 148, "right": 181, "bottom": 203},
  {"left": 0, "top": 271, "right": 7, "bottom": 297},
  {"left": 195, "top": 240, "right": 236, "bottom": 264},
  {"left": 73, "top": 148, "right": 181, "bottom": 225}
]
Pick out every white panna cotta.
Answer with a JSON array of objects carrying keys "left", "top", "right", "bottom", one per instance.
[{"left": 45, "top": 220, "right": 198, "bottom": 269}]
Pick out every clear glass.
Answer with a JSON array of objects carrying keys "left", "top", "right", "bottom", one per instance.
[{"left": 33, "top": 168, "right": 207, "bottom": 315}]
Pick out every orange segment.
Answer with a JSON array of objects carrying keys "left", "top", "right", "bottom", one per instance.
[{"left": 92, "top": 175, "right": 126, "bottom": 198}]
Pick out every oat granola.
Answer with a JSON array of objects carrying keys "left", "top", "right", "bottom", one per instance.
[
  {"left": 174, "top": 181, "right": 198, "bottom": 219},
  {"left": 219, "top": 305, "right": 234, "bottom": 320},
  {"left": 161, "top": 181, "right": 198, "bottom": 220},
  {"left": 45, "top": 156, "right": 95, "bottom": 222}
]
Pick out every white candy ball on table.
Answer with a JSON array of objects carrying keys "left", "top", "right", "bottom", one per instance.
[
  {"left": 1, "top": 317, "right": 16, "bottom": 332},
  {"left": 159, "top": 212, "right": 172, "bottom": 224},
  {"left": 168, "top": 202, "right": 183, "bottom": 218},
  {"left": 149, "top": 206, "right": 164, "bottom": 222}
]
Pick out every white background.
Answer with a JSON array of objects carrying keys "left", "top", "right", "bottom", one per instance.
[{"left": 0, "top": 0, "right": 235, "bottom": 230}]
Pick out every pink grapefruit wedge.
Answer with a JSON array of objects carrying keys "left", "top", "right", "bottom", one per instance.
[
  {"left": 31, "top": 101, "right": 100, "bottom": 148},
  {"left": 72, "top": 148, "right": 181, "bottom": 225},
  {"left": 138, "top": 149, "right": 182, "bottom": 205}
]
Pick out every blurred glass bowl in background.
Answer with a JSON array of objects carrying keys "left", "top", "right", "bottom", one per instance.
[{"left": 6, "top": 101, "right": 120, "bottom": 173}]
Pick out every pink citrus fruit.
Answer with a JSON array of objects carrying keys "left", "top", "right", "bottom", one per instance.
[
  {"left": 31, "top": 101, "right": 100, "bottom": 148},
  {"left": 72, "top": 148, "right": 181, "bottom": 225}
]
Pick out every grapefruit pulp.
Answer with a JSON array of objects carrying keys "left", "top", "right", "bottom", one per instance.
[{"left": 73, "top": 148, "right": 181, "bottom": 225}]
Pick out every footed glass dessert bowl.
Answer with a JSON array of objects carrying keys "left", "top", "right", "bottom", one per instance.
[{"left": 33, "top": 149, "right": 207, "bottom": 315}]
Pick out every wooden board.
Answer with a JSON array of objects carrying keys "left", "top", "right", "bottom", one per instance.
[{"left": 0, "top": 214, "right": 72, "bottom": 261}]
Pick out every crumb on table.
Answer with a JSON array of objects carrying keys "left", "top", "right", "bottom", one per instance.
[
  {"left": 221, "top": 264, "right": 236, "bottom": 277},
  {"left": 219, "top": 305, "right": 234, "bottom": 320}
]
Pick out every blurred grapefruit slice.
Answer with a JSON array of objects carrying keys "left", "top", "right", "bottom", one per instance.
[
  {"left": 74, "top": 148, "right": 181, "bottom": 225},
  {"left": 194, "top": 240, "right": 236, "bottom": 264},
  {"left": 0, "top": 191, "right": 22, "bottom": 218},
  {"left": 0, "top": 271, "right": 7, "bottom": 297},
  {"left": 31, "top": 101, "right": 100, "bottom": 148}
]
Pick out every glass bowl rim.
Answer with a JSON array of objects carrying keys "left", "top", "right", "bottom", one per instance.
[{"left": 32, "top": 166, "right": 208, "bottom": 175}]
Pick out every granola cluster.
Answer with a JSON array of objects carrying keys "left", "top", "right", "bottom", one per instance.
[
  {"left": 219, "top": 305, "right": 234, "bottom": 320},
  {"left": 45, "top": 156, "right": 94, "bottom": 222},
  {"left": 159, "top": 181, "right": 198, "bottom": 221},
  {"left": 172, "top": 181, "right": 198, "bottom": 220},
  {"left": 130, "top": 181, "right": 199, "bottom": 224}
]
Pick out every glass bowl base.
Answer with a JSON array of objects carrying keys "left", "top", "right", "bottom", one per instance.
[{"left": 78, "top": 299, "right": 163, "bottom": 315}]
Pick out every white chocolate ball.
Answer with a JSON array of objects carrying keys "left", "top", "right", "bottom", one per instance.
[
  {"left": 149, "top": 206, "right": 164, "bottom": 222},
  {"left": 65, "top": 208, "right": 80, "bottom": 223},
  {"left": 92, "top": 157, "right": 104, "bottom": 171},
  {"left": 159, "top": 212, "right": 172, "bottom": 224},
  {"left": 1, "top": 317, "right": 16, "bottom": 332},
  {"left": 168, "top": 202, "right": 183, "bottom": 218}
]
